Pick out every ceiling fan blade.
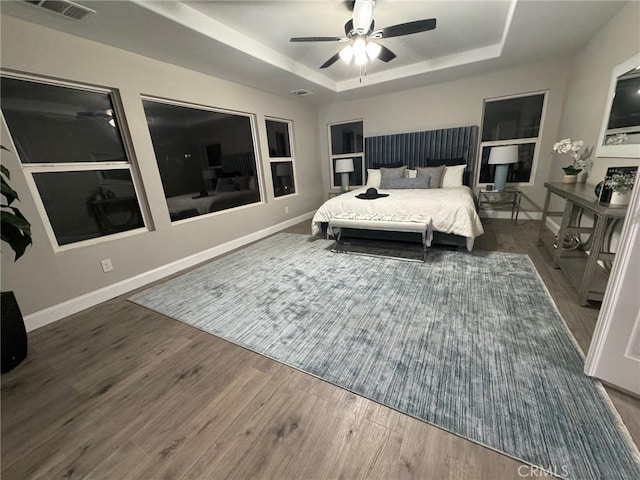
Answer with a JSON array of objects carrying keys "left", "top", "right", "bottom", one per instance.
[
  {"left": 290, "top": 36, "right": 346, "bottom": 42},
  {"left": 379, "top": 18, "right": 436, "bottom": 38},
  {"left": 377, "top": 45, "right": 396, "bottom": 63},
  {"left": 320, "top": 52, "right": 341, "bottom": 69},
  {"left": 344, "top": 19, "right": 353, "bottom": 36}
]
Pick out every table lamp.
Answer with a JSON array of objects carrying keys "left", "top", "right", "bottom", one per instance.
[
  {"left": 202, "top": 169, "right": 217, "bottom": 191},
  {"left": 488, "top": 146, "right": 518, "bottom": 191},
  {"left": 335, "top": 158, "right": 355, "bottom": 193}
]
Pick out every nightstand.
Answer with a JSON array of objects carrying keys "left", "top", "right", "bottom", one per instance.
[{"left": 477, "top": 189, "right": 522, "bottom": 223}]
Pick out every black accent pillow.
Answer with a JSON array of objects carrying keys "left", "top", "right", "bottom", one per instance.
[
  {"left": 426, "top": 157, "right": 465, "bottom": 166},
  {"left": 371, "top": 161, "right": 405, "bottom": 169}
]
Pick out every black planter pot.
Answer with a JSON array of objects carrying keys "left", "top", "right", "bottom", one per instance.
[{"left": 1, "top": 291, "right": 28, "bottom": 373}]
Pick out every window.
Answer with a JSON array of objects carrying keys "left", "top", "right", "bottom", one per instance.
[
  {"left": 142, "top": 98, "right": 262, "bottom": 221},
  {"left": 477, "top": 93, "right": 546, "bottom": 186},
  {"left": 0, "top": 76, "right": 146, "bottom": 248},
  {"left": 329, "top": 120, "right": 364, "bottom": 189},
  {"left": 265, "top": 118, "right": 296, "bottom": 197}
]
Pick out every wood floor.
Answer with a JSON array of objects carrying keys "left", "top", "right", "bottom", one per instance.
[{"left": 2, "top": 219, "right": 638, "bottom": 480}]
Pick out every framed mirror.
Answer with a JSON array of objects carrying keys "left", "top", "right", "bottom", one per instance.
[{"left": 596, "top": 53, "right": 640, "bottom": 158}]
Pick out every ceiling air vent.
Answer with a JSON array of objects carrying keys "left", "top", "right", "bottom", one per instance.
[
  {"left": 289, "top": 89, "right": 315, "bottom": 97},
  {"left": 22, "top": 0, "right": 95, "bottom": 21}
]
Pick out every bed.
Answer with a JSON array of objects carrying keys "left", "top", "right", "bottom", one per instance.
[
  {"left": 166, "top": 175, "right": 259, "bottom": 221},
  {"left": 312, "top": 125, "right": 484, "bottom": 251},
  {"left": 313, "top": 184, "right": 483, "bottom": 251}
]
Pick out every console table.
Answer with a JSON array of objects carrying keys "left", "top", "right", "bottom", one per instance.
[{"left": 538, "top": 182, "right": 629, "bottom": 305}]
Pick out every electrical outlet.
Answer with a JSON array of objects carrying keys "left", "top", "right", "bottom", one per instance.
[
  {"left": 100, "top": 259, "right": 113, "bottom": 272},
  {"left": 285, "top": 206, "right": 289, "bottom": 214}
]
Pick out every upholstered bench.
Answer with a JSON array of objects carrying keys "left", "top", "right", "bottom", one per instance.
[{"left": 328, "top": 217, "right": 432, "bottom": 262}]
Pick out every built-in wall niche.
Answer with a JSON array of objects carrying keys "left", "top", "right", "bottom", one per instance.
[{"left": 597, "top": 53, "right": 640, "bottom": 158}]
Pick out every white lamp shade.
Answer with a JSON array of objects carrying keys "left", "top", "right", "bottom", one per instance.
[
  {"left": 352, "top": 37, "right": 368, "bottom": 65},
  {"left": 335, "top": 158, "right": 355, "bottom": 174},
  {"left": 339, "top": 45, "right": 354, "bottom": 63},
  {"left": 366, "top": 41, "right": 382, "bottom": 60},
  {"left": 488, "top": 145, "right": 519, "bottom": 165}
]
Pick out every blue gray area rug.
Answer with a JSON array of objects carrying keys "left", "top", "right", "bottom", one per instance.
[{"left": 130, "top": 233, "right": 640, "bottom": 479}]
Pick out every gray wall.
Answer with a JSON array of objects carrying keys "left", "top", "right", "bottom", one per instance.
[
  {"left": 0, "top": 15, "right": 324, "bottom": 315},
  {"left": 553, "top": 0, "right": 640, "bottom": 187}
]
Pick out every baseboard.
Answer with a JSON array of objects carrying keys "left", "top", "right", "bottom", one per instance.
[
  {"left": 24, "top": 211, "right": 316, "bottom": 332},
  {"left": 477, "top": 209, "right": 542, "bottom": 221}
]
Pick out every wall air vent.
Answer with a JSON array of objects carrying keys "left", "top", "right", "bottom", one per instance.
[
  {"left": 289, "top": 89, "right": 315, "bottom": 97},
  {"left": 22, "top": 0, "right": 95, "bottom": 21}
]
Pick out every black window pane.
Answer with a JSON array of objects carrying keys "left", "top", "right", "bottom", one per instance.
[
  {"left": 607, "top": 74, "right": 640, "bottom": 129},
  {"left": 0, "top": 77, "right": 127, "bottom": 164},
  {"left": 479, "top": 143, "right": 535, "bottom": 184},
  {"left": 33, "top": 170, "right": 143, "bottom": 245},
  {"left": 270, "top": 161, "right": 296, "bottom": 197},
  {"left": 333, "top": 157, "right": 364, "bottom": 187},
  {"left": 482, "top": 95, "right": 544, "bottom": 142},
  {"left": 266, "top": 120, "right": 291, "bottom": 157},
  {"left": 331, "top": 122, "right": 363, "bottom": 154},
  {"left": 142, "top": 100, "right": 260, "bottom": 221}
]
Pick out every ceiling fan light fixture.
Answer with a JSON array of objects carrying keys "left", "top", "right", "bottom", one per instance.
[
  {"left": 353, "top": 37, "right": 368, "bottom": 65},
  {"left": 339, "top": 44, "right": 354, "bottom": 63},
  {"left": 366, "top": 41, "right": 382, "bottom": 60},
  {"left": 352, "top": 36, "right": 367, "bottom": 55},
  {"left": 354, "top": 52, "right": 368, "bottom": 65}
]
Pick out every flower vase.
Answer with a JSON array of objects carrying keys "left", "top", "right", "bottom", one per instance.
[
  {"left": 562, "top": 174, "right": 578, "bottom": 184},
  {"left": 609, "top": 191, "right": 630, "bottom": 206}
]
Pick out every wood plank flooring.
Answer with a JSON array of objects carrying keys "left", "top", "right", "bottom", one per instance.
[{"left": 2, "top": 219, "right": 638, "bottom": 479}]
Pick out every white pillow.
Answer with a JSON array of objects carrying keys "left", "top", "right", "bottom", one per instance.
[
  {"left": 365, "top": 169, "right": 381, "bottom": 188},
  {"left": 441, "top": 165, "right": 466, "bottom": 187},
  {"left": 405, "top": 169, "right": 417, "bottom": 178}
]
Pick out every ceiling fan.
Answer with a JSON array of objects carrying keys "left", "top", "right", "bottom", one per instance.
[{"left": 290, "top": 0, "right": 436, "bottom": 69}]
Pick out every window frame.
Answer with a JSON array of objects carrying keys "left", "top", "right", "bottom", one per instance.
[
  {"left": 0, "top": 72, "right": 150, "bottom": 251},
  {"left": 476, "top": 91, "right": 548, "bottom": 188},
  {"left": 140, "top": 95, "right": 265, "bottom": 224},
  {"left": 328, "top": 119, "right": 365, "bottom": 190},
  {"left": 265, "top": 116, "right": 298, "bottom": 200}
]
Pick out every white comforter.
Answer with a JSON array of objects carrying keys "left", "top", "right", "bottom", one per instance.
[{"left": 311, "top": 186, "right": 484, "bottom": 250}]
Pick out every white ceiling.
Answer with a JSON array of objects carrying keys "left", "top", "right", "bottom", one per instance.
[{"left": 0, "top": 0, "right": 626, "bottom": 103}]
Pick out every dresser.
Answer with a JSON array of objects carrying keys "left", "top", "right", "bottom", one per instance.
[{"left": 538, "top": 182, "right": 629, "bottom": 306}]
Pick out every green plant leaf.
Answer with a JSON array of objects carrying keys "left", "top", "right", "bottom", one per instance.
[
  {"left": 1, "top": 175, "right": 19, "bottom": 205},
  {"left": 1, "top": 208, "right": 32, "bottom": 235},
  {"left": 0, "top": 208, "right": 32, "bottom": 261},
  {"left": 1, "top": 146, "right": 32, "bottom": 261}
]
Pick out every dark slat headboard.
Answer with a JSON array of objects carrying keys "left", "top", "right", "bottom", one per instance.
[{"left": 364, "top": 126, "right": 478, "bottom": 186}]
